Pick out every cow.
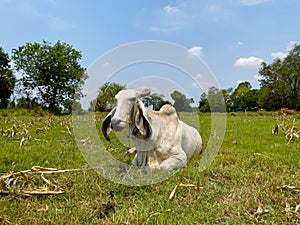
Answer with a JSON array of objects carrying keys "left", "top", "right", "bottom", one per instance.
[{"left": 102, "top": 89, "right": 202, "bottom": 170}]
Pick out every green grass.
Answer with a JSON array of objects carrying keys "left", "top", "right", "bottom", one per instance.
[{"left": 0, "top": 109, "right": 299, "bottom": 224}]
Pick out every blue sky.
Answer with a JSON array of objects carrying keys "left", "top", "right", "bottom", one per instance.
[{"left": 1, "top": 0, "right": 300, "bottom": 108}]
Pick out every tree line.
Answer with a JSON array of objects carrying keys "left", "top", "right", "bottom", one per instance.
[
  {"left": 200, "top": 45, "right": 300, "bottom": 112},
  {"left": 1, "top": 40, "right": 299, "bottom": 113}
]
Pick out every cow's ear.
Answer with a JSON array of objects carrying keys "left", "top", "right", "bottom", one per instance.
[
  {"left": 101, "top": 107, "right": 116, "bottom": 141},
  {"left": 134, "top": 101, "right": 151, "bottom": 139}
]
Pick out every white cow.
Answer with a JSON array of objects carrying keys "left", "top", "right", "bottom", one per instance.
[{"left": 102, "top": 89, "right": 202, "bottom": 170}]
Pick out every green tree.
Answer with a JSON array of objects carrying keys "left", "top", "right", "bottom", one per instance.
[
  {"left": 142, "top": 93, "right": 168, "bottom": 110},
  {"left": 207, "top": 87, "right": 226, "bottom": 112},
  {"left": 246, "top": 89, "right": 260, "bottom": 110},
  {"left": 231, "top": 81, "right": 259, "bottom": 111},
  {"left": 198, "top": 92, "right": 210, "bottom": 112},
  {"left": 282, "top": 45, "right": 300, "bottom": 109},
  {"left": 259, "top": 44, "right": 300, "bottom": 110},
  {"left": 258, "top": 59, "right": 285, "bottom": 110},
  {"left": 222, "top": 88, "right": 234, "bottom": 112},
  {"left": 12, "top": 40, "right": 87, "bottom": 113},
  {"left": 65, "top": 99, "right": 82, "bottom": 113},
  {"left": 94, "top": 82, "right": 125, "bottom": 112},
  {"left": 155, "top": 100, "right": 171, "bottom": 111},
  {"left": 0, "top": 47, "right": 16, "bottom": 108},
  {"left": 88, "top": 99, "right": 97, "bottom": 112},
  {"left": 171, "top": 90, "right": 193, "bottom": 112}
]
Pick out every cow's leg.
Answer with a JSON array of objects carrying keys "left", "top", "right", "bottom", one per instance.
[
  {"left": 159, "top": 150, "right": 187, "bottom": 170},
  {"left": 132, "top": 154, "right": 138, "bottom": 165},
  {"left": 131, "top": 151, "right": 148, "bottom": 166},
  {"left": 125, "top": 147, "right": 136, "bottom": 156}
]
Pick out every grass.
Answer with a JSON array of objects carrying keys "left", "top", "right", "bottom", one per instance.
[{"left": 0, "top": 109, "right": 299, "bottom": 224}]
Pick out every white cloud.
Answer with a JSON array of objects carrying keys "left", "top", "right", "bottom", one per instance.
[
  {"left": 234, "top": 56, "right": 263, "bottom": 67},
  {"left": 192, "top": 73, "right": 203, "bottom": 87},
  {"left": 271, "top": 52, "right": 286, "bottom": 59},
  {"left": 287, "top": 41, "right": 297, "bottom": 51},
  {"left": 254, "top": 74, "right": 263, "bottom": 80},
  {"left": 102, "top": 62, "right": 111, "bottom": 68},
  {"left": 191, "top": 73, "right": 214, "bottom": 91},
  {"left": 237, "top": 41, "right": 244, "bottom": 46},
  {"left": 194, "top": 73, "right": 203, "bottom": 80},
  {"left": 240, "top": 0, "right": 271, "bottom": 6},
  {"left": 163, "top": 5, "right": 179, "bottom": 13},
  {"left": 270, "top": 41, "right": 298, "bottom": 60},
  {"left": 187, "top": 46, "right": 203, "bottom": 58},
  {"left": 148, "top": 2, "right": 234, "bottom": 34}
]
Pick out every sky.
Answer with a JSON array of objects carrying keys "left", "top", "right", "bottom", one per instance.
[{"left": 1, "top": 0, "right": 300, "bottom": 109}]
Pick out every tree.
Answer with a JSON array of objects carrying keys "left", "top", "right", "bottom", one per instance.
[
  {"left": 94, "top": 82, "right": 125, "bottom": 112},
  {"left": 65, "top": 99, "right": 82, "bottom": 113},
  {"left": 142, "top": 93, "right": 169, "bottom": 110},
  {"left": 12, "top": 40, "right": 87, "bottom": 113},
  {"left": 259, "top": 44, "right": 300, "bottom": 110},
  {"left": 171, "top": 90, "right": 194, "bottom": 112},
  {"left": 155, "top": 100, "right": 172, "bottom": 111},
  {"left": 258, "top": 59, "right": 286, "bottom": 110},
  {"left": 206, "top": 87, "right": 226, "bottom": 112},
  {"left": 198, "top": 92, "right": 210, "bottom": 112},
  {"left": 245, "top": 89, "right": 260, "bottom": 110},
  {"left": 282, "top": 45, "right": 300, "bottom": 109},
  {"left": 88, "top": 99, "right": 97, "bottom": 112},
  {"left": 231, "top": 81, "right": 259, "bottom": 111},
  {"left": 0, "top": 47, "right": 16, "bottom": 108}
]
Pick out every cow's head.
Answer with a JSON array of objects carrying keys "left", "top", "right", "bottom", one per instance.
[{"left": 101, "top": 89, "right": 151, "bottom": 141}]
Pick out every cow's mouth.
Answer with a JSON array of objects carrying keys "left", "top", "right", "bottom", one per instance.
[{"left": 111, "top": 118, "right": 126, "bottom": 131}]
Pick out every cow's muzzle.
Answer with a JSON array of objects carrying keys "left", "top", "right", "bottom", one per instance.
[{"left": 111, "top": 118, "right": 126, "bottom": 131}]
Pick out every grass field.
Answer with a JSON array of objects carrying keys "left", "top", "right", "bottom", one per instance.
[{"left": 0, "top": 109, "right": 299, "bottom": 224}]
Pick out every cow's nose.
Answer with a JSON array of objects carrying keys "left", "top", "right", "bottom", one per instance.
[
  {"left": 111, "top": 117, "right": 120, "bottom": 126},
  {"left": 111, "top": 118, "right": 123, "bottom": 131}
]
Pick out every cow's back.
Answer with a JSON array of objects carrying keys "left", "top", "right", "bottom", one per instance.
[{"left": 180, "top": 121, "right": 202, "bottom": 159}]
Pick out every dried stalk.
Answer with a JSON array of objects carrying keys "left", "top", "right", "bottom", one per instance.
[
  {"left": 273, "top": 113, "right": 299, "bottom": 143},
  {"left": 0, "top": 166, "right": 83, "bottom": 197}
]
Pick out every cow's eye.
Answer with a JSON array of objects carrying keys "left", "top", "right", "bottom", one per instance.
[{"left": 129, "top": 97, "right": 136, "bottom": 102}]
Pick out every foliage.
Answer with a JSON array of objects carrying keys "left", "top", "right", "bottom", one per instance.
[
  {"left": 231, "top": 81, "right": 259, "bottom": 111},
  {"left": 88, "top": 99, "right": 97, "bottom": 112},
  {"left": 259, "top": 44, "right": 300, "bottom": 110},
  {"left": 198, "top": 92, "right": 210, "bottom": 112},
  {"left": 198, "top": 87, "right": 227, "bottom": 112},
  {"left": 207, "top": 87, "right": 227, "bottom": 112},
  {"left": 65, "top": 99, "right": 83, "bottom": 113},
  {"left": 0, "top": 47, "right": 16, "bottom": 108},
  {"left": 171, "top": 90, "right": 194, "bottom": 112},
  {"left": 12, "top": 40, "right": 87, "bottom": 113},
  {"left": 221, "top": 88, "right": 234, "bottom": 112},
  {"left": 199, "top": 83, "right": 261, "bottom": 112},
  {"left": 93, "top": 82, "right": 125, "bottom": 112},
  {"left": 155, "top": 100, "right": 172, "bottom": 111},
  {"left": 142, "top": 93, "right": 170, "bottom": 110}
]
